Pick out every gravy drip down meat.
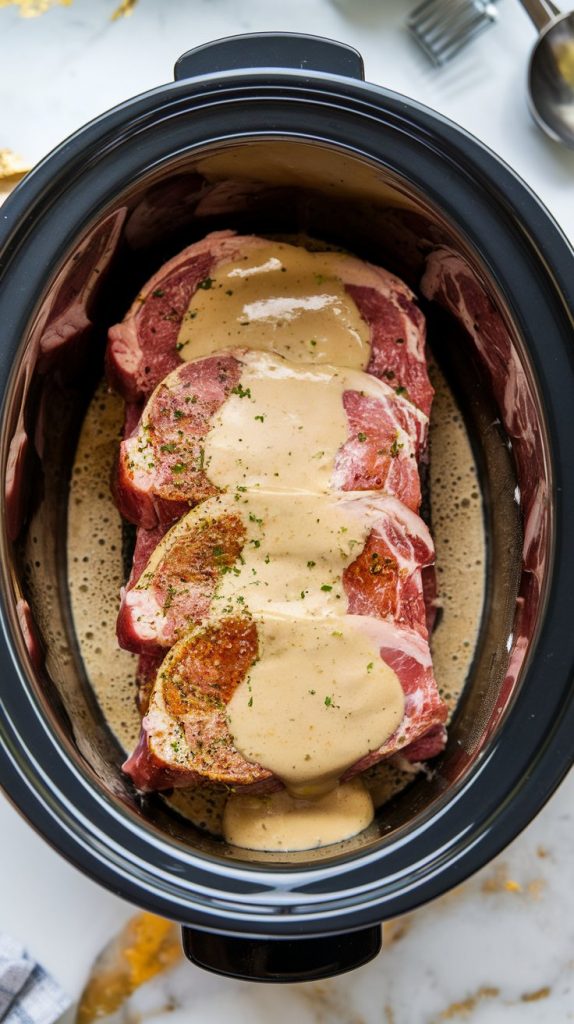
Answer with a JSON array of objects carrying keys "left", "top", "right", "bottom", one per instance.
[{"left": 72, "top": 234, "right": 464, "bottom": 852}]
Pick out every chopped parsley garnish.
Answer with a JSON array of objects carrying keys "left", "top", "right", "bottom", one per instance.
[
  {"left": 249, "top": 513, "right": 263, "bottom": 525},
  {"left": 159, "top": 442, "right": 177, "bottom": 453},
  {"left": 231, "top": 384, "right": 252, "bottom": 399},
  {"left": 395, "top": 386, "right": 408, "bottom": 397},
  {"left": 175, "top": 342, "right": 185, "bottom": 352},
  {"left": 367, "top": 662, "right": 374, "bottom": 673},
  {"left": 390, "top": 437, "right": 404, "bottom": 458},
  {"left": 324, "top": 696, "right": 333, "bottom": 707},
  {"left": 173, "top": 409, "right": 184, "bottom": 420},
  {"left": 307, "top": 560, "right": 316, "bottom": 569},
  {"left": 357, "top": 432, "right": 367, "bottom": 442},
  {"left": 152, "top": 288, "right": 165, "bottom": 298},
  {"left": 254, "top": 414, "right": 265, "bottom": 422},
  {"left": 171, "top": 462, "right": 187, "bottom": 474},
  {"left": 320, "top": 584, "right": 333, "bottom": 592},
  {"left": 395, "top": 337, "right": 405, "bottom": 345},
  {"left": 198, "top": 277, "right": 213, "bottom": 290},
  {"left": 250, "top": 539, "right": 261, "bottom": 548}
]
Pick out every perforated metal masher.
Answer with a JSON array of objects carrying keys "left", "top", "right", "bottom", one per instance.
[{"left": 407, "top": 0, "right": 501, "bottom": 64}]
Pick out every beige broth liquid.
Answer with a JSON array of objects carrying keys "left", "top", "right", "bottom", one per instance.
[{"left": 67, "top": 354, "right": 485, "bottom": 842}]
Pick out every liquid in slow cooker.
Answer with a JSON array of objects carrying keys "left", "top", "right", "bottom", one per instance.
[{"left": 66, "top": 353, "right": 485, "bottom": 847}]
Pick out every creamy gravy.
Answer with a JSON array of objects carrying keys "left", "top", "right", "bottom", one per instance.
[
  {"left": 227, "top": 614, "right": 404, "bottom": 800},
  {"left": 214, "top": 491, "right": 379, "bottom": 619},
  {"left": 223, "top": 778, "right": 374, "bottom": 852},
  {"left": 205, "top": 351, "right": 404, "bottom": 494},
  {"left": 138, "top": 490, "right": 388, "bottom": 622},
  {"left": 176, "top": 243, "right": 371, "bottom": 368}
]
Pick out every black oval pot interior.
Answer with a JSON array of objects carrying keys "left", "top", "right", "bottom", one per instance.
[{"left": 0, "top": 34, "right": 573, "bottom": 983}]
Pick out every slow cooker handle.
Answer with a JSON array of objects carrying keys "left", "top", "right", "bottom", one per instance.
[
  {"left": 174, "top": 32, "right": 365, "bottom": 82},
  {"left": 181, "top": 924, "right": 381, "bottom": 983}
]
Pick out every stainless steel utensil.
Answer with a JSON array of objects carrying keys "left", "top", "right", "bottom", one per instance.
[
  {"left": 407, "top": 0, "right": 501, "bottom": 65},
  {"left": 521, "top": 0, "right": 574, "bottom": 146}
]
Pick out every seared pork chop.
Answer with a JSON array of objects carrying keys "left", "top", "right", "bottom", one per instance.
[
  {"left": 107, "top": 231, "right": 433, "bottom": 415},
  {"left": 123, "top": 614, "right": 447, "bottom": 792},
  {"left": 117, "top": 492, "right": 434, "bottom": 654}
]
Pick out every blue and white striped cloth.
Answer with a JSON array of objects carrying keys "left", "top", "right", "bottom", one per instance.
[{"left": 0, "top": 933, "right": 70, "bottom": 1024}]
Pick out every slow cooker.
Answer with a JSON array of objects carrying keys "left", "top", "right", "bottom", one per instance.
[{"left": 0, "top": 32, "right": 573, "bottom": 983}]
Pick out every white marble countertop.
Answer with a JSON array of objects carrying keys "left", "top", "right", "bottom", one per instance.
[{"left": 0, "top": 1, "right": 572, "bottom": 1020}]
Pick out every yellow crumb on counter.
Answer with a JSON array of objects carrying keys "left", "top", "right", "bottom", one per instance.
[
  {"left": 521, "top": 986, "right": 551, "bottom": 1002},
  {"left": 503, "top": 879, "right": 523, "bottom": 893},
  {"left": 0, "top": 150, "right": 31, "bottom": 205},
  {"left": 433, "top": 986, "right": 500, "bottom": 1021},
  {"left": 76, "top": 913, "right": 182, "bottom": 1024},
  {"left": 0, "top": 0, "right": 71, "bottom": 16},
  {"left": 111, "top": 0, "right": 138, "bottom": 19}
]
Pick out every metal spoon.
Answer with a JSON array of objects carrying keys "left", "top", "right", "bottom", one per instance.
[{"left": 521, "top": 0, "right": 574, "bottom": 146}]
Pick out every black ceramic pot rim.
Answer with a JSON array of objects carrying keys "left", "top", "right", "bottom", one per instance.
[{"left": 0, "top": 58, "right": 573, "bottom": 936}]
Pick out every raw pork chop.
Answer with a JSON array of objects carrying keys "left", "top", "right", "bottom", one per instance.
[
  {"left": 117, "top": 492, "right": 434, "bottom": 654},
  {"left": 115, "top": 350, "right": 428, "bottom": 529},
  {"left": 123, "top": 614, "right": 447, "bottom": 792},
  {"left": 107, "top": 230, "right": 433, "bottom": 415}
]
